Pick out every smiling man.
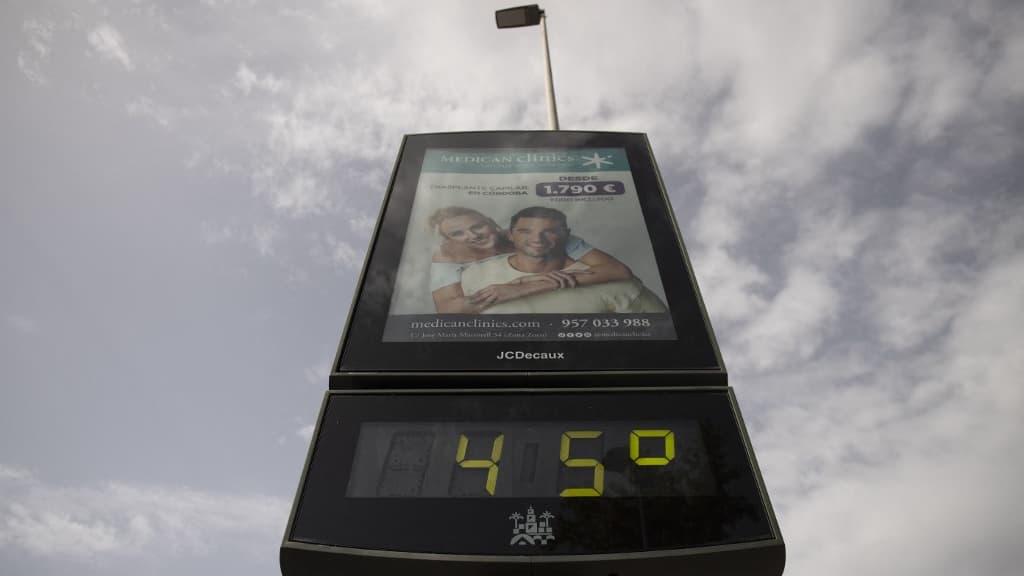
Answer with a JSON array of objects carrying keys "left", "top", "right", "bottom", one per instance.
[{"left": 460, "top": 207, "right": 668, "bottom": 314}]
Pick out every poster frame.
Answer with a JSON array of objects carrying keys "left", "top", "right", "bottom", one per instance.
[{"left": 332, "top": 131, "right": 725, "bottom": 388}]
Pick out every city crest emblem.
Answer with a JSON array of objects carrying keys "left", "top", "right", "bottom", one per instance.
[{"left": 509, "top": 506, "right": 556, "bottom": 546}]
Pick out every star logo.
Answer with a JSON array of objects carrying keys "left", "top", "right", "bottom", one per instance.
[{"left": 580, "top": 152, "right": 613, "bottom": 169}]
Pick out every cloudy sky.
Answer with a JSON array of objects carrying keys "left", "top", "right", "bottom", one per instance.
[{"left": 2, "top": 0, "right": 1023, "bottom": 574}]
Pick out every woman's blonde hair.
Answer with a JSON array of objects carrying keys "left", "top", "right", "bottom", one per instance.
[{"left": 427, "top": 206, "right": 496, "bottom": 237}]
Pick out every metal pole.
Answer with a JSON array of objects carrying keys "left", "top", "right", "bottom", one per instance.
[{"left": 540, "top": 11, "right": 560, "bottom": 130}]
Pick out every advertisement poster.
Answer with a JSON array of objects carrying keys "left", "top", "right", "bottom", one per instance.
[{"left": 382, "top": 148, "right": 676, "bottom": 342}]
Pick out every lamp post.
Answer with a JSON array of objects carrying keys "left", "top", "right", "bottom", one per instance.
[{"left": 495, "top": 4, "right": 560, "bottom": 130}]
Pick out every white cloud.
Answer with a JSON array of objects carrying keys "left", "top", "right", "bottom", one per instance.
[
  {"left": 234, "top": 63, "right": 284, "bottom": 95},
  {"left": 896, "top": 16, "right": 981, "bottom": 143},
  {"left": 783, "top": 439, "right": 1024, "bottom": 575},
  {"left": 273, "top": 174, "right": 328, "bottom": 217},
  {"left": 0, "top": 467, "right": 288, "bottom": 561},
  {"left": 980, "top": 14, "right": 1024, "bottom": 103},
  {"left": 790, "top": 201, "right": 879, "bottom": 268},
  {"left": 7, "top": 315, "right": 38, "bottom": 334},
  {"left": 87, "top": 23, "right": 134, "bottom": 71},
  {"left": 126, "top": 97, "right": 176, "bottom": 129},
  {"left": 735, "top": 267, "right": 838, "bottom": 371},
  {"left": 199, "top": 219, "right": 288, "bottom": 262},
  {"left": 681, "top": 0, "right": 1022, "bottom": 375},
  {"left": 810, "top": 48, "right": 900, "bottom": 153},
  {"left": 672, "top": 8, "right": 1024, "bottom": 573},
  {"left": 753, "top": 250, "right": 1024, "bottom": 576},
  {"left": 942, "top": 253, "right": 1024, "bottom": 425},
  {"left": 324, "top": 234, "right": 361, "bottom": 270},
  {"left": 17, "top": 53, "right": 46, "bottom": 86},
  {"left": 200, "top": 221, "right": 236, "bottom": 245},
  {"left": 864, "top": 194, "right": 977, "bottom": 351},
  {"left": 199, "top": 220, "right": 283, "bottom": 258},
  {"left": 727, "top": 200, "right": 878, "bottom": 371},
  {"left": 0, "top": 465, "right": 33, "bottom": 481},
  {"left": 692, "top": 246, "right": 770, "bottom": 325},
  {"left": 303, "top": 352, "right": 333, "bottom": 385},
  {"left": 23, "top": 19, "right": 55, "bottom": 59},
  {"left": 18, "top": 19, "right": 55, "bottom": 85},
  {"left": 295, "top": 424, "right": 314, "bottom": 441},
  {"left": 693, "top": 0, "right": 899, "bottom": 168},
  {"left": 251, "top": 222, "right": 282, "bottom": 257},
  {"left": 347, "top": 211, "right": 376, "bottom": 236}
]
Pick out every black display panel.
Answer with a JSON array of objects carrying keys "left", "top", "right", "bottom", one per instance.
[
  {"left": 335, "top": 132, "right": 723, "bottom": 380},
  {"left": 289, "top": 389, "right": 775, "bottom": 556},
  {"left": 346, "top": 419, "right": 715, "bottom": 498}
]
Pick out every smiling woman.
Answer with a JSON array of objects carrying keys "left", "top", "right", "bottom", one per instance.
[{"left": 430, "top": 206, "right": 510, "bottom": 263}]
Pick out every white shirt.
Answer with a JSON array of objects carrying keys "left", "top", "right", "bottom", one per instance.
[{"left": 460, "top": 256, "right": 667, "bottom": 314}]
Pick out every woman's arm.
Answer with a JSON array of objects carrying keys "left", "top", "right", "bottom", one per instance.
[
  {"left": 501, "top": 248, "right": 633, "bottom": 293},
  {"left": 431, "top": 248, "right": 632, "bottom": 312},
  {"left": 435, "top": 278, "right": 562, "bottom": 312},
  {"left": 573, "top": 248, "right": 632, "bottom": 286},
  {"left": 466, "top": 276, "right": 561, "bottom": 308},
  {"left": 432, "top": 282, "right": 484, "bottom": 313}
]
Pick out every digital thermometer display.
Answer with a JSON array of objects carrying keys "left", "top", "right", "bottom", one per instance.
[
  {"left": 287, "top": 389, "right": 778, "bottom": 560},
  {"left": 346, "top": 420, "right": 715, "bottom": 498}
]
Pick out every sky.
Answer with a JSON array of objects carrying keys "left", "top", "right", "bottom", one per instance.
[{"left": 1, "top": 0, "right": 1022, "bottom": 574}]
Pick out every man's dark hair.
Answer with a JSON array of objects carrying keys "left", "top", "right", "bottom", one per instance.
[{"left": 510, "top": 206, "right": 569, "bottom": 230}]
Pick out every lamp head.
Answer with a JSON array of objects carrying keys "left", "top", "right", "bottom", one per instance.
[{"left": 495, "top": 4, "right": 543, "bottom": 28}]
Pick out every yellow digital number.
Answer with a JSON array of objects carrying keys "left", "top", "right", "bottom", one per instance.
[
  {"left": 560, "top": 431, "right": 604, "bottom": 497},
  {"left": 456, "top": 433, "right": 504, "bottom": 495},
  {"left": 629, "top": 429, "right": 675, "bottom": 466}
]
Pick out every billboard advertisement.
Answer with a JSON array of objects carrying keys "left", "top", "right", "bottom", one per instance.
[{"left": 382, "top": 148, "right": 676, "bottom": 342}]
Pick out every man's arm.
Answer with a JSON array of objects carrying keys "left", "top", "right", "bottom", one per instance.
[
  {"left": 511, "top": 249, "right": 631, "bottom": 291},
  {"left": 466, "top": 277, "right": 560, "bottom": 308}
]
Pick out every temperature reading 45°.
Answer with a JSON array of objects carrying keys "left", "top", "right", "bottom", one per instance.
[
  {"left": 449, "top": 427, "right": 680, "bottom": 497},
  {"left": 350, "top": 419, "right": 713, "bottom": 500}
]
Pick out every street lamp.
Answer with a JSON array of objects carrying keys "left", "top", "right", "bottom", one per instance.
[{"left": 495, "top": 4, "right": 560, "bottom": 130}]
